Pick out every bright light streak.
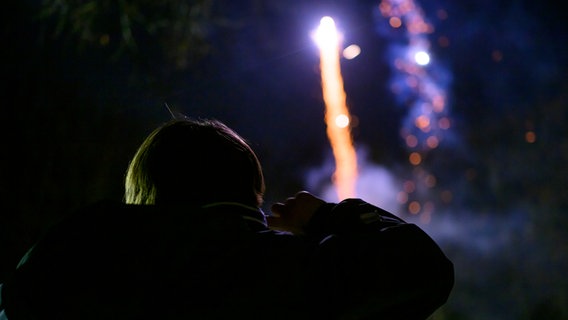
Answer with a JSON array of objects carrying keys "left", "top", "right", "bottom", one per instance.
[{"left": 315, "top": 16, "right": 358, "bottom": 200}]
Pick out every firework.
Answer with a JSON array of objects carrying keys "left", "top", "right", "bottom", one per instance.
[{"left": 314, "top": 17, "right": 358, "bottom": 200}]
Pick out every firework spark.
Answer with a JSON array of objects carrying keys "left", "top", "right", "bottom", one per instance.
[{"left": 376, "top": 0, "right": 454, "bottom": 219}]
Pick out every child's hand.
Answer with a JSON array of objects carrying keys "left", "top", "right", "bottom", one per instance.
[{"left": 267, "top": 191, "right": 325, "bottom": 235}]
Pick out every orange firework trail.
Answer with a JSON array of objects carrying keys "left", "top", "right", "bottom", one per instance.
[{"left": 314, "top": 17, "right": 358, "bottom": 200}]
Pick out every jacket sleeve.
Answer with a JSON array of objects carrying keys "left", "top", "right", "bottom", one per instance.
[{"left": 304, "top": 198, "right": 454, "bottom": 320}]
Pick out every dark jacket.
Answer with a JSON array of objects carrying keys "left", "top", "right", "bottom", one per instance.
[{"left": 0, "top": 199, "right": 454, "bottom": 319}]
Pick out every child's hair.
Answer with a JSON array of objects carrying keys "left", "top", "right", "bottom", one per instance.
[{"left": 124, "top": 118, "right": 265, "bottom": 207}]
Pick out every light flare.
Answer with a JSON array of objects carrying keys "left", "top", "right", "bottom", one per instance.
[
  {"left": 314, "top": 17, "right": 358, "bottom": 200},
  {"left": 414, "top": 50, "right": 430, "bottom": 65}
]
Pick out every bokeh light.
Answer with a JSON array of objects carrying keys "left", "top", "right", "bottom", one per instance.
[
  {"left": 414, "top": 50, "right": 430, "bottom": 65},
  {"left": 343, "top": 44, "right": 361, "bottom": 59},
  {"left": 377, "top": 0, "right": 454, "bottom": 215}
]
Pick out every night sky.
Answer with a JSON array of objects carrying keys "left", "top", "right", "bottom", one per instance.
[{"left": 2, "top": 0, "right": 567, "bottom": 319}]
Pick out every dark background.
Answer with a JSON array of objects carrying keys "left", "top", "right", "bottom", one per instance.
[{"left": 2, "top": 0, "right": 567, "bottom": 319}]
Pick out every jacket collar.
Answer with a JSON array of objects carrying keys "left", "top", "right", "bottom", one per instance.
[{"left": 201, "top": 202, "right": 268, "bottom": 228}]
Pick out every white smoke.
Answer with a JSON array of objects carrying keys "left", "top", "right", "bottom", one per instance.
[{"left": 305, "top": 146, "right": 403, "bottom": 214}]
